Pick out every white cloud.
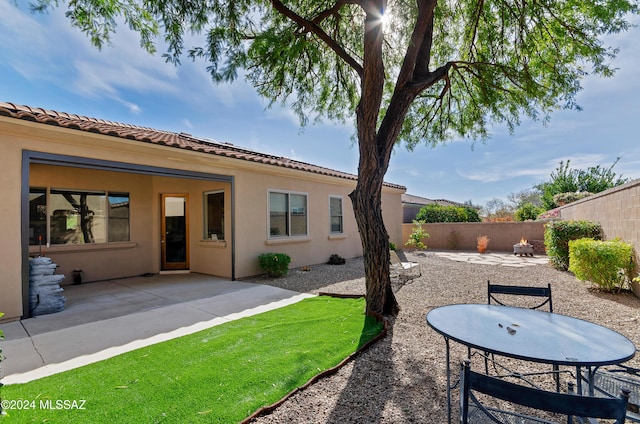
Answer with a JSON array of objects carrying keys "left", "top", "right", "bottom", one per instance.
[
  {"left": 1, "top": 3, "right": 259, "bottom": 113},
  {"left": 264, "top": 106, "right": 302, "bottom": 127}
]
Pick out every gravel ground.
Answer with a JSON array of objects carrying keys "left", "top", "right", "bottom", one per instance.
[{"left": 243, "top": 251, "right": 640, "bottom": 423}]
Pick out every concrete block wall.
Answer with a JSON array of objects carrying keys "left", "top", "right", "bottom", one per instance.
[{"left": 559, "top": 178, "right": 640, "bottom": 255}]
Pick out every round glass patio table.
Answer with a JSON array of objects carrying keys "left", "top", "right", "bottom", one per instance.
[
  {"left": 426, "top": 304, "right": 636, "bottom": 423},
  {"left": 427, "top": 304, "right": 636, "bottom": 366}
]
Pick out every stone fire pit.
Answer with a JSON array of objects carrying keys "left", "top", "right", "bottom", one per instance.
[{"left": 514, "top": 242, "right": 534, "bottom": 257}]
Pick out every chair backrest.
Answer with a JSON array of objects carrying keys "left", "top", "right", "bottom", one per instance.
[
  {"left": 389, "top": 250, "right": 403, "bottom": 265},
  {"left": 487, "top": 280, "right": 553, "bottom": 312},
  {"left": 460, "top": 360, "right": 629, "bottom": 424}
]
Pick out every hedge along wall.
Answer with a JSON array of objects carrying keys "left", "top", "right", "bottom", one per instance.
[
  {"left": 400, "top": 221, "right": 545, "bottom": 252},
  {"left": 558, "top": 178, "right": 640, "bottom": 256}
]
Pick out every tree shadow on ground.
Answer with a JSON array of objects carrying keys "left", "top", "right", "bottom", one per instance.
[{"left": 324, "top": 320, "right": 448, "bottom": 423}]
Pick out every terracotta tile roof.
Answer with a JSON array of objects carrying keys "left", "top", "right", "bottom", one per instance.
[{"left": 0, "top": 102, "right": 405, "bottom": 190}]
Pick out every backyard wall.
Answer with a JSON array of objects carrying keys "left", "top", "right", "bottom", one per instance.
[
  {"left": 559, "top": 178, "right": 640, "bottom": 254},
  {"left": 401, "top": 221, "right": 545, "bottom": 253}
]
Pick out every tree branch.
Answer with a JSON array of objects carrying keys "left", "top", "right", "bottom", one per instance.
[
  {"left": 269, "top": 0, "right": 363, "bottom": 78},
  {"left": 396, "top": 0, "right": 437, "bottom": 88},
  {"left": 312, "top": 0, "right": 362, "bottom": 25}
]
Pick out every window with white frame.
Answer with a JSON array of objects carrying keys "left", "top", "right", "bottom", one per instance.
[
  {"left": 269, "top": 190, "right": 308, "bottom": 237},
  {"left": 204, "top": 190, "right": 225, "bottom": 240},
  {"left": 329, "top": 196, "right": 343, "bottom": 234},
  {"left": 29, "top": 187, "right": 130, "bottom": 245}
]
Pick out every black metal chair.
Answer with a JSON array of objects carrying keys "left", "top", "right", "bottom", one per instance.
[
  {"left": 487, "top": 281, "right": 553, "bottom": 312},
  {"left": 582, "top": 364, "right": 640, "bottom": 422},
  {"left": 486, "top": 281, "right": 562, "bottom": 390},
  {"left": 460, "top": 360, "right": 630, "bottom": 424}
]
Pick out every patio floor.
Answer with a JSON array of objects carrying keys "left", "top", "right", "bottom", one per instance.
[{"left": 1, "top": 273, "right": 308, "bottom": 383}]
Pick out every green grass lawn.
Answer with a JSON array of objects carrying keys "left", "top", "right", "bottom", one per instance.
[{"left": 1, "top": 296, "right": 382, "bottom": 423}]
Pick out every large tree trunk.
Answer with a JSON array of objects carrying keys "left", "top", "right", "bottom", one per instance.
[
  {"left": 349, "top": 0, "right": 399, "bottom": 317},
  {"left": 349, "top": 173, "right": 399, "bottom": 317}
]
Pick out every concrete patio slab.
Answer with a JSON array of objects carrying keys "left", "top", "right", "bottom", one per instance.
[
  {"left": 432, "top": 251, "right": 549, "bottom": 267},
  {"left": 0, "top": 273, "right": 311, "bottom": 385}
]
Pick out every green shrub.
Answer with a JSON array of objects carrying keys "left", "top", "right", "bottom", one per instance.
[
  {"left": 544, "top": 220, "right": 602, "bottom": 270},
  {"left": 514, "top": 202, "right": 545, "bottom": 221},
  {"left": 405, "top": 220, "right": 430, "bottom": 250},
  {"left": 389, "top": 242, "right": 397, "bottom": 251},
  {"left": 258, "top": 253, "right": 292, "bottom": 277},
  {"left": 568, "top": 238, "right": 635, "bottom": 292},
  {"left": 415, "top": 204, "right": 481, "bottom": 223}
]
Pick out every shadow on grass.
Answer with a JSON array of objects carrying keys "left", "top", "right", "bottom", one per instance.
[{"left": 242, "top": 295, "right": 387, "bottom": 423}]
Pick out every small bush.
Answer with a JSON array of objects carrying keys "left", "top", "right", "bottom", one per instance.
[
  {"left": 569, "top": 238, "right": 635, "bottom": 292},
  {"left": 327, "top": 254, "right": 346, "bottom": 265},
  {"left": 446, "top": 230, "right": 460, "bottom": 250},
  {"left": 544, "top": 220, "right": 602, "bottom": 270},
  {"left": 258, "top": 253, "right": 292, "bottom": 278},
  {"left": 389, "top": 242, "right": 397, "bottom": 251},
  {"left": 477, "top": 234, "right": 490, "bottom": 252},
  {"left": 405, "top": 220, "right": 429, "bottom": 250}
]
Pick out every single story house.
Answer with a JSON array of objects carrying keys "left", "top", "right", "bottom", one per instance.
[
  {"left": 402, "top": 194, "right": 467, "bottom": 223},
  {"left": 0, "top": 102, "right": 405, "bottom": 321}
]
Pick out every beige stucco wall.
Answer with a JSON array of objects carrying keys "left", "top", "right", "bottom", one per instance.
[
  {"left": 559, "top": 179, "right": 640, "bottom": 254},
  {"left": 401, "top": 221, "right": 546, "bottom": 252},
  {"left": 0, "top": 129, "right": 25, "bottom": 320},
  {"left": 232, "top": 165, "right": 404, "bottom": 277},
  {"left": 0, "top": 115, "right": 404, "bottom": 320}
]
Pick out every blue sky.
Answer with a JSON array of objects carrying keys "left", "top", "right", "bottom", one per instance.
[{"left": 2, "top": 1, "right": 639, "bottom": 206}]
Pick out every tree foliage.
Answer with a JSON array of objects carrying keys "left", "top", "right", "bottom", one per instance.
[
  {"left": 536, "top": 158, "right": 629, "bottom": 209},
  {"left": 507, "top": 188, "right": 543, "bottom": 209},
  {"left": 514, "top": 202, "right": 544, "bottom": 221},
  {"left": 482, "top": 197, "right": 514, "bottom": 221},
  {"left": 33, "top": 0, "right": 639, "bottom": 315}
]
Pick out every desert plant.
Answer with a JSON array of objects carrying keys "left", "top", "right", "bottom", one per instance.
[
  {"left": 327, "top": 254, "right": 346, "bottom": 265},
  {"left": 258, "top": 253, "right": 291, "bottom": 278},
  {"left": 544, "top": 220, "right": 602, "bottom": 270},
  {"left": 405, "top": 220, "right": 429, "bottom": 250},
  {"left": 568, "top": 238, "right": 635, "bottom": 292},
  {"left": 477, "top": 235, "right": 490, "bottom": 252},
  {"left": 446, "top": 230, "right": 460, "bottom": 250}
]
